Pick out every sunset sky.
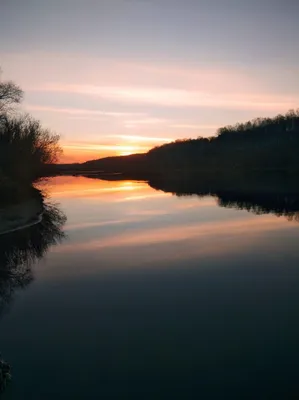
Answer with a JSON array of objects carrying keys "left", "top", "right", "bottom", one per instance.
[{"left": 1, "top": 0, "right": 298, "bottom": 162}]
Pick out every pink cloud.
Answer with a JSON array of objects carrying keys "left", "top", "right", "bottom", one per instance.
[
  {"left": 3, "top": 52, "right": 297, "bottom": 114},
  {"left": 35, "top": 83, "right": 299, "bottom": 112},
  {"left": 171, "top": 124, "right": 219, "bottom": 130},
  {"left": 1, "top": 52, "right": 257, "bottom": 94},
  {"left": 110, "top": 134, "right": 174, "bottom": 142},
  {"left": 25, "top": 104, "right": 145, "bottom": 118}
]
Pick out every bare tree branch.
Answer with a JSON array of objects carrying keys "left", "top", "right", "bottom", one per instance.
[{"left": 0, "top": 79, "right": 23, "bottom": 114}]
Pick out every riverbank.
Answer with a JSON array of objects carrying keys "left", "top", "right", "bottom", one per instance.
[{"left": 0, "top": 188, "right": 44, "bottom": 236}]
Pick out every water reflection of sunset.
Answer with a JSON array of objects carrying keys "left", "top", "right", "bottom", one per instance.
[
  {"left": 37, "top": 176, "right": 299, "bottom": 278},
  {"left": 42, "top": 176, "right": 154, "bottom": 201}
]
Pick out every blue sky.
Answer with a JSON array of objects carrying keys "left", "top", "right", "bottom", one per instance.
[{"left": 1, "top": 0, "right": 298, "bottom": 161}]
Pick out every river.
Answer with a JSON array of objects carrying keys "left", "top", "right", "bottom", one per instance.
[{"left": 1, "top": 175, "right": 299, "bottom": 399}]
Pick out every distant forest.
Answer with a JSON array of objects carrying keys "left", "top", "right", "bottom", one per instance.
[
  {"left": 146, "top": 109, "right": 299, "bottom": 173},
  {"left": 51, "top": 110, "right": 299, "bottom": 176}
]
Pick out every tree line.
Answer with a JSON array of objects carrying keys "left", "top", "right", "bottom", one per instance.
[
  {"left": 63, "top": 109, "right": 299, "bottom": 177},
  {"left": 147, "top": 110, "right": 299, "bottom": 173},
  {"left": 0, "top": 71, "right": 61, "bottom": 202}
]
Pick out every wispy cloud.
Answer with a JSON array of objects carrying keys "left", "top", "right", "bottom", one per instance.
[
  {"left": 4, "top": 52, "right": 298, "bottom": 113},
  {"left": 25, "top": 104, "right": 146, "bottom": 118},
  {"left": 6, "top": 52, "right": 258, "bottom": 93},
  {"left": 35, "top": 83, "right": 299, "bottom": 111},
  {"left": 110, "top": 134, "right": 174, "bottom": 142},
  {"left": 171, "top": 124, "right": 219, "bottom": 130},
  {"left": 62, "top": 142, "right": 150, "bottom": 156},
  {"left": 26, "top": 104, "right": 217, "bottom": 133},
  {"left": 123, "top": 117, "right": 166, "bottom": 127}
]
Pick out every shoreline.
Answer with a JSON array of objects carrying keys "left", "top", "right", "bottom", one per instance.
[{"left": 0, "top": 195, "right": 44, "bottom": 236}]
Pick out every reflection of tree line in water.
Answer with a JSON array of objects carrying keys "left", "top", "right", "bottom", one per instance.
[
  {"left": 84, "top": 171, "right": 299, "bottom": 221},
  {"left": 217, "top": 193, "right": 299, "bottom": 222},
  {"left": 0, "top": 197, "right": 66, "bottom": 317},
  {"left": 147, "top": 173, "right": 299, "bottom": 222}
]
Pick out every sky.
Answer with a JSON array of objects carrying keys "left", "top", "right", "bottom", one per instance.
[{"left": 0, "top": 0, "right": 298, "bottom": 162}]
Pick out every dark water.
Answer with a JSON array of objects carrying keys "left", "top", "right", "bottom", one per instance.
[{"left": 1, "top": 175, "right": 299, "bottom": 399}]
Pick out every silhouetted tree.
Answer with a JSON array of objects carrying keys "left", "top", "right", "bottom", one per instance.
[
  {"left": 0, "top": 69, "right": 23, "bottom": 115},
  {"left": 0, "top": 115, "right": 62, "bottom": 183},
  {"left": 0, "top": 70, "right": 62, "bottom": 188}
]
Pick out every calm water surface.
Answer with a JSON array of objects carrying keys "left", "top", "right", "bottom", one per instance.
[{"left": 1, "top": 176, "right": 299, "bottom": 399}]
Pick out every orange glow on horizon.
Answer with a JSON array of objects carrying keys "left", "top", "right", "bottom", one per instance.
[
  {"left": 60, "top": 142, "right": 150, "bottom": 163},
  {"left": 58, "top": 134, "right": 175, "bottom": 163}
]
